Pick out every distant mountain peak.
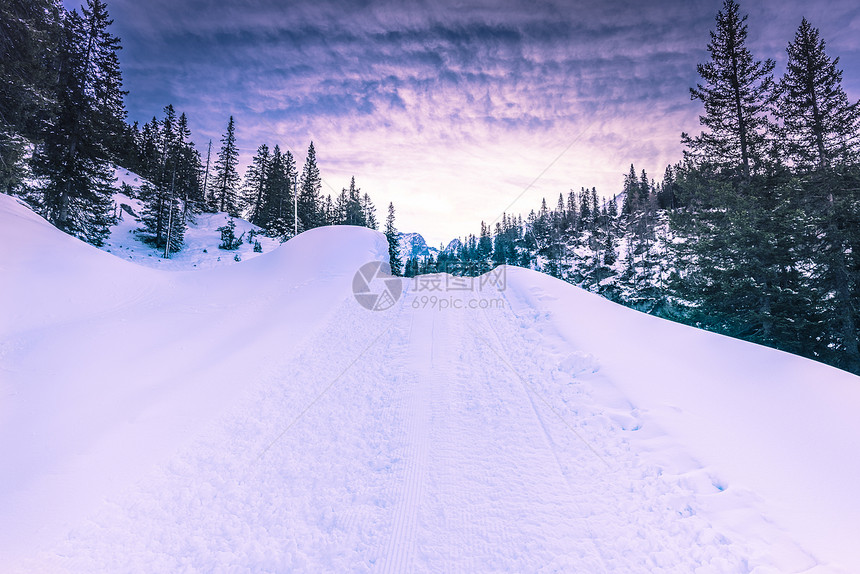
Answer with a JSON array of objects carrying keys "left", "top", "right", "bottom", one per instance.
[{"left": 397, "top": 231, "right": 440, "bottom": 261}]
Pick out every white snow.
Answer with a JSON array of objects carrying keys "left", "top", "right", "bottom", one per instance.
[{"left": 1, "top": 192, "right": 859, "bottom": 572}]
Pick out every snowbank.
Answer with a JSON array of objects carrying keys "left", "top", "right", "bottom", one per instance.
[
  {"left": 0, "top": 193, "right": 390, "bottom": 563},
  {"left": 503, "top": 266, "right": 860, "bottom": 570}
]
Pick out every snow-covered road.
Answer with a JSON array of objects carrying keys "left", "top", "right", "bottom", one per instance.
[
  {"left": 3, "top": 194, "right": 858, "bottom": 572},
  {"left": 19, "top": 285, "right": 810, "bottom": 572}
]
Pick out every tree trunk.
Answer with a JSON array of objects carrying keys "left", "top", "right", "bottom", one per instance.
[
  {"left": 831, "top": 230, "right": 860, "bottom": 372},
  {"left": 59, "top": 136, "right": 78, "bottom": 229},
  {"left": 731, "top": 54, "right": 751, "bottom": 181}
]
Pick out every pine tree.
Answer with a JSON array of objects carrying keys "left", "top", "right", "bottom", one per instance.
[
  {"left": 808, "top": 168, "right": 860, "bottom": 372},
  {"left": 217, "top": 216, "right": 243, "bottom": 250},
  {"left": 774, "top": 20, "right": 860, "bottom": 371},
  {"left": 385, "top": 202, "right": 402, "bottom": 276},
  {"left": 362, "top": 192, "right": 378, "bottom": 229},
  {"left": 638, "top": 170, "right": 651, "bottom": 206},
  {"left": 555, "top": 193, "right": 566, "bottom": 231},
  {"left": 477, "top": 221, "right": 493, "bottom": 259},
  {"left": 776, "top": 18, "right": 860, "bottom": 170},
  {"left": 323, "top": 194, "right": 335, "bottom": 225},
  {"left": 31, "top": 0, "right": 127, "bottom": 245},
  {"left": 259, "top": 145, "right": 291, "bottom": 236},
  {"left": 622, "top": 164, "right": 638, "bottom": 216},
  {"left": 668, "top": 163, "right": 812, "bottom": 351},
  {"left": 161, "top": 173, "right": 186, "bottom": 256},
  {"left": 343, "top": 176, "right": 366, "bottom": 226},
  {"left": 211, "top": 115, "right": 240, "bottom": 215},
  {"left": 242, "top": 143, "right": 269, "bottom": 225},
  {"left": 297, "top": 141, "right": 322, "bottom": 230},
  {"left": 657, "top": 165, "right": 679, "bottom": 209},
  {"left": 683, "top": 0, "right": 775, "bottom": 181},
  {"left": 578, "top": 188, "right": 592, "bottom": 229},
  {"left": 566, "top": 191, "right": 578, "bottom": 229},
  {"left": 158, "top": 104, "right": 177, "bottom": 184},
  {"left": 139, "top": 170, "right": 186, "bottom": 255},
  {"left": 138, "top": 117, "right": 160, "bottom": 181},
  {"left": 493, "top": 222, "right": 508, "bottom": 265},
  {"left": 1, "top": 0, "right": 62, "bottom": 196},
  {"left": 174, "top": 112, "right": 203, "bottom": 215}
]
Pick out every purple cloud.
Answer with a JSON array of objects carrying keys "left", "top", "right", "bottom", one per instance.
[{"left": 76, "top": 0, "right": 860, "bottom": 242}]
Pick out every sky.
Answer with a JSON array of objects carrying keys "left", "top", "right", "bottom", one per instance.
[{"left": 75, "top": 0, "right": 860, "bottom": 244}]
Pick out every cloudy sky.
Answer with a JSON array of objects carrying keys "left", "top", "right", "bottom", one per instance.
[{"left": 84, "top": 0, "right": 860, "bottom": 243}]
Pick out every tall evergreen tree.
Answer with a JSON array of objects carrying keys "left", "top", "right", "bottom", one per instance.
[
  {"left": 385, "top": 202, "right": 402, "bottom": 276},
  {"left": 477, "top": 221, "right": 493, "bottom": 259},
  {"left": 137, "top": 117, "right": 160, "bottom": 180},
  {"left": 669, "top": 1, "right": 799, "bottom": 352},
  {"left": 242, "top": 143, "right": 270, "bottom": 225},
  {"left": 137, "top": 106, "right": 199, "bottom": 254},
  {"left": 361, "top": 192, "right": 378, "bottom": 229},
  {"left": 174, "top": 112, "right": 203, "bottom": 214},
  {"left": 139, "top": 177, "right": 185, "bottom": 254},
  {"left": 343, "top": 176, "right": 366, "bottom": 226},
  {"left": 774, "top": 20, "right": 860, "bottom": 371},
  {"left": 297, "top": 141, "right": 322, "bottom": 230},
  {"left": 31, "top": 0, "right": 126, "bottom": 245},
  {"left": 809, "top": 168, "right": 860, "bottom": 372},
  {"left": 158, "top": 104, "right": 177, "bottom": 184},
  {"left": 323, "top": 194, "right": 335, "bottom": 225},
  {"left": 621, "top": 164, "right": 638, "bottom": 216},
  {"left": 776, "top": 18, "right": 860, "bottom": 170},
  {"left": 282, "top": 148, "right": 298, "bottom": 234},
  {"left": 0, "top": 0, "right": 62, "bottom": 196},
  {"left": 683, "top": 0, "right": 775, "bottom": 181},
  {"left": 211, "top": 115, "right": 239, "bottom": 215},
  {"left": 638, "top": 170, "right": 651, "bottom": 206}
]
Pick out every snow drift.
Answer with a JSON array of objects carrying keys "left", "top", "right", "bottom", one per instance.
[{"left": 0, "top": 194, "right": 389, "bottom": 564}]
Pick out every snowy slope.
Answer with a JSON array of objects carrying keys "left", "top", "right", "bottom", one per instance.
[
  {"left": 105, "top": 168, "right": 282, "bottom": 270},
  {"left": 2, "top": 192, "right": 859, "bottom": 572},
  {"left": 0, "top": 193, "right": 388, "bottom": 566},
  {"left": 505, "top": 269, "right": 860, "bottom": 571}
]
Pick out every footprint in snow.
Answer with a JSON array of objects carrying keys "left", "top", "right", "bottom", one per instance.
[{"left": 558, "top": 351, "right": 600, "bottom": 375}]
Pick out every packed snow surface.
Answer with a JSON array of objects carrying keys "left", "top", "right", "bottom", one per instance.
[{"left": 1, "top": 193, "right": 859, "bottom": 572}]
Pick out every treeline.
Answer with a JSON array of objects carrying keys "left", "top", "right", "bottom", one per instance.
[
  {"left": 1, "top": 0, "right": 380, "bottom": 253},
  {"left": 119, "top": 109, "right": 379, "bottom": 252},
  {"left": 403, "top": 186, "right": 625, "bottom": 280},
  {"left": 438, "top": 1, "right": 860, "bottom": 375}
]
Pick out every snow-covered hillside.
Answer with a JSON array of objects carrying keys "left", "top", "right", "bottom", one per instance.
[
  {"left": 2, "top": 192, "right": 859, "bottom": 572},
  {"left": 106, "top": 168, "right": 281, "bottom": 270}
]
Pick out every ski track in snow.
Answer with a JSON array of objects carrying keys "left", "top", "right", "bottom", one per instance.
[{"left": 18, "top": 280, "right": 821, "bottom": 573}]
